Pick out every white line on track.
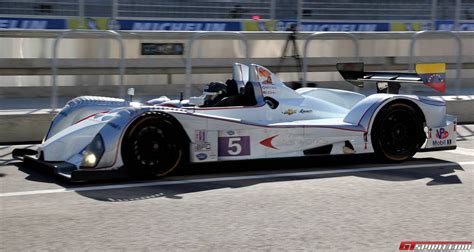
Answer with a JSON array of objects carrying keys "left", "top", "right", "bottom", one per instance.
[
  {"left": 1, "top": 161, "right": 474, "bottom": 198},
  {"left": 446, "top": 147, "right": 474, "bottom": 157}
]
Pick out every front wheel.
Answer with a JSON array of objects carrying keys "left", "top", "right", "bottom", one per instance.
[
  {"left": 371, "top": 103, "right": 425, "bottom": 162},
  {"left": 122, "top": 114, "right": 184, "bottom": 177}
]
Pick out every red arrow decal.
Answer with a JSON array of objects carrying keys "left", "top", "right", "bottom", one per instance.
[{"left": 260, "top": 135, "right": 278, "bottom": 150}]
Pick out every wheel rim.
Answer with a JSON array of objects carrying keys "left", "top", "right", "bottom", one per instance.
[
  {"left": 131, "top": 123, "right": 182, "bottom": 175},
  {"left": 379, "top": 109, "right": 417, "bottom": 157}
]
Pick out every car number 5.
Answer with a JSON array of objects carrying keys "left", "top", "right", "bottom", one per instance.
[
  {"left": 227, "top": 137, "right": 242, "bottom": 155},
  {"left": 218, "top": 136, "right": 250, "bottom": 156}
]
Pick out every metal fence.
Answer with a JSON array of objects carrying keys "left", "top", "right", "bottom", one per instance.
[
  {"left": 300, "top": 0, "right": 434, "bottom": 21},
  {"left": 0, "top": 0, "right": 81, "bottom": 17},
  {"left": 0, "top": 0, "right": 472, "bottom": 23},
  {"left": 115, "top": 0, "right": 274, "bottom": 19},
  {"left": 460, "top": 0, "right": 474, "bottom": 21}
]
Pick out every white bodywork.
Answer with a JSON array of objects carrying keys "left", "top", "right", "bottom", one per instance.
[{"left": 37, "top": 63, "right": 457, "bottom": 172}]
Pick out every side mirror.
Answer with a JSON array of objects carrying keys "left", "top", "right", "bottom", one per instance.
[
  {"left": 127, "top": 88, "right": 135, "bottom": 101},
  {"left": 264, "top": 97, "right": 279, "bottom": 109}
]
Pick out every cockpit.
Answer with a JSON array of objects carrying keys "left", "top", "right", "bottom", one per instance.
[{"left": 191, "top": 79, "right": 263, "bottom": 108}]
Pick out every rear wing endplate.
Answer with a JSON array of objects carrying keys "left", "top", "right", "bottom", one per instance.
[{"left": 336, "top": 63, "right": 446, "bottom": 93}]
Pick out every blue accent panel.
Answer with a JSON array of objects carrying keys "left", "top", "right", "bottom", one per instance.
[{"left": 0, "top": 17, "right": 66, "bottom": 29}]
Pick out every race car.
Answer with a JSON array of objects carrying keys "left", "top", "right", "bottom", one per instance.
[{"left": 16, "top": 63, "right": 457, "bottom": 181}]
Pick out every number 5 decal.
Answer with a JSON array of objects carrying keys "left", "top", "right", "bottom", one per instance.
[{"left": 218, "top": 136, "right": 251, "bottom": 156}]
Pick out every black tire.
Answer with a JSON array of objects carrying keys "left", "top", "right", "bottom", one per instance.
[
  {"left": 371, "top": 103, "right": 425, "bottom": 162},
  {"left": 122, "top": 113, "right": 184, "bottom": 177}
]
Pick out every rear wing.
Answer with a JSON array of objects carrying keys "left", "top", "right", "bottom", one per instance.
[{"left": 336, "top": 63, "right": 446, "bottom": 93}]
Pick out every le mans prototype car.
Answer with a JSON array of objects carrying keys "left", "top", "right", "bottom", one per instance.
[{"left": 17, "top": 63, "right": 456, "bottom": 181}]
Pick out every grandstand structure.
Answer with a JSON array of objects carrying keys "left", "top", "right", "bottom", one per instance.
[{"left": 0, "top": 0, "right": 472, "bottom": 22}]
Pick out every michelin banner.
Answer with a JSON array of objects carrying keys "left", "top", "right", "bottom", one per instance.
[
  {"left": 118, "top": 20, "right": 241, "bottom": 31},
  {"left": 0, "top": 17, "right": 473, "bottom": 31},
  {"left": 0, "top": 17, "right": 66, "bottom": 29}
]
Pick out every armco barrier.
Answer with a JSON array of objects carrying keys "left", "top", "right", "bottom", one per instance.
[{"left": 51, "top": 30, "right": 126, "bottom": 111}]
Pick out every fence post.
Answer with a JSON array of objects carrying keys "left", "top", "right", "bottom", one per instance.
[
  {"left": 409, "top": 31, "right": 462, "bottom": 95},
  {"left": 185, "top": 32, "right": 249, "bottom": 98},
  {"left": 454, "top": 0, "right": 462, "bottom": 31},
  {"left": 270, "top": 0, "right": 276, "bottom": 20},
  {"left": 297, "top": 0, "right": 303, "bottom": 31},
  {"left": 430, "top": 0, "right": 437, "bottom": 30},
  {"left": 302, "top": 32, "right": 360, "bottom": 87},
  {"left": 78, "top": 0, "right": 85, "bottom": 28},
  {"left": 112, "top": 0, "right": 119, "bottom": 29},
  {"left": 51, "top": 30, "right": 126, "bottom": 111}
]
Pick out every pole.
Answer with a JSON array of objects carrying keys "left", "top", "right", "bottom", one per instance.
[{"left": 430, "top": 0, "right": 437, "bottom": 30}]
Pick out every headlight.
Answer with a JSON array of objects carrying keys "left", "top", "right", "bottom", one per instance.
[{"left": 80, "top": 134, "right": 105, "bottom": 168}]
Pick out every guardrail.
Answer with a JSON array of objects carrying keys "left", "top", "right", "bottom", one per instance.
[
  {"left": 409, "top": 30, "right": 463, "bottom": 94},
  {"left": 0, "top": 30, "right": 473, "bottom": 110},
  {"left": 185, "top": 32, "right": 249, "bottom": 97},
  {"left": 302, "top": 32, "right": 359, "bottom": 87},
  {"left": 51, "top": 30, "right": 126, "bottom": 111}
]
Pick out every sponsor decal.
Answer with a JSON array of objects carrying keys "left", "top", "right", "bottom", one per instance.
[
  {"left": 432, "top": 139, "right": 452, "bottom": 146},
  {"left": 436, "top": 128, "right": 449, "bottom": 139},
  {"left": 274, "top": 134, "right": 326, "bottom": 148},
  {"left": 399, "top": 241, "right": 472, "bottom": 251},
  {"left": 195, "top": 130, "right": 212, "bottom": 151},
  {"left": 242, "top": 20, "right": 277, "bottom": 31},
  {"left": 390, "top": 22, "right": 432, "bottom": 31},
  {"left": 261, "top": 85, "right": 277, "bottom": 95},
  {"left": 68, "top": 17, "right": 115, "bottom": 30},
  {"left": 260, "top": 135, "right": 279, "bottom": 150},
  {"left": 195, "top": 130, "right": 207, "bottom": 142},
  {"left": 299, "top": 109, "right": 312, "bottom": 114},
  {"left": 0, "top": 17, "right": 66, "bottom": 29},
  {"left": 276, "top": 20, "right": 389, "bottom": 32},
  {"left": 282, "top": 108, "right": 297, "bottom": 115},
  {"left": 218, "top": 136, "right": 251, "bottom": 156},
  {"left": 257, "top": 66, "right": 273, "bottom": 84},
  {"left": 196, "top": 153, "right": 208, "bottom": 161}
]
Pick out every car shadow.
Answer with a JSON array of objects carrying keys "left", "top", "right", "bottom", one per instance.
[{"left": 11, "top": 154, "right": 465, "bottom": 202}]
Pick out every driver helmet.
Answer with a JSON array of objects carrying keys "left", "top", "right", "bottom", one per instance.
[{"left": 203, "top": 82, "right": 228, "bottom": 106}]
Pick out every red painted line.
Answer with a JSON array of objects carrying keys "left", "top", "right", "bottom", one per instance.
[{"left": 74, "top": 110, "right": 109, "bottom": 125}]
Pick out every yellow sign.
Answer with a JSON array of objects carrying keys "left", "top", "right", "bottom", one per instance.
[
  {"left": 390, "top": 22, "right": 431, "bottom": 31},
  {"left": 68, "top": 18, "right": 113, "bottom": 30},
  {"left": 242, "top": 20, "right": 277, "bottom": 31},
  {"left": 416, "top": 63, "right": 446, "bottom": 74}
]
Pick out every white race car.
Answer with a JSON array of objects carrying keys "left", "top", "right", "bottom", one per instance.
[{"left": 17, "top": 63, "right": 456, "bottom": 181}]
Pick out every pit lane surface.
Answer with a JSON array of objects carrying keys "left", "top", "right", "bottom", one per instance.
[{"left": 1, "top": 125, "right": 473, "bottom": 251}]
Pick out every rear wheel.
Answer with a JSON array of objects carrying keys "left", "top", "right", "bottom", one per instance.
[
  {"left": 122, "top": 114, "right": 184, "bottom": 177},
  {"left": 371, "top": 103, "right": 425, "bottom": 162}
]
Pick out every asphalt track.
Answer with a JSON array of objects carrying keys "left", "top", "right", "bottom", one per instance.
[{"left": 1, "top": 125, "right": 473, "bottom": 251}]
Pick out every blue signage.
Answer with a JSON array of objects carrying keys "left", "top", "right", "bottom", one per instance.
[
  {"left": 1, "top": 17, "right": 471, "bottom": 32},
  {"left": 0, "top": 17, "right": 66, "bottom": 29},
  {"left": 436, "top": 20, "right": 474, "bottom": 31},
  {"left": 118, "top": 20, "right": 241, "bottom": 31},
  {"left": 277, "top": 20, "right": 389, "bottom": 32}
]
